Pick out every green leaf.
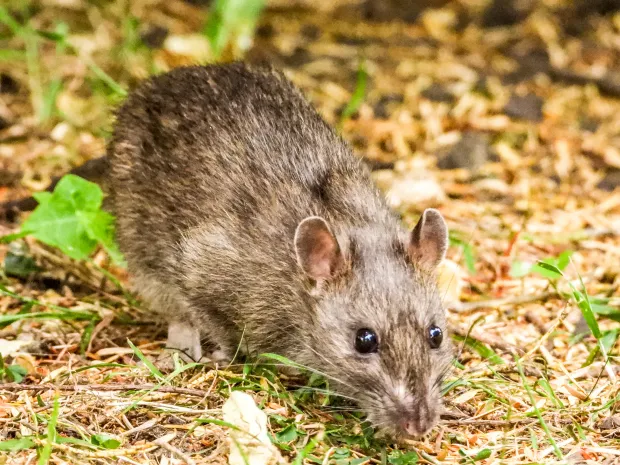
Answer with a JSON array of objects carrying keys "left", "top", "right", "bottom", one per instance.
[
  {"left": 90, "top": 433, "right": 121, "bottom": 449},
  {"left": 20, "top": 175, "right": 125, "bottom": 266},
  {"left": 387, "top": 451, "right": 419, "bottom": 465},
  {"left": 513, "top": 251, "right": 574, "bottom": 279},
  {"left": 7, "top": 364, "right": 27, "bottom": 383},
  {"left": 472, "top": 449, "right": 492, "bottom": 461},
  {"left": 81, "top": 211, "right": 126, "bottom": 266},
  {"left": 530, "top": 251, "right": 573, "bottom": 279},
  {"left": 275, "top": 425, "right": 298, "bottom": 443},
  {"left": 333, "top": 448, "right": 350, "bottom": 459},
  {"left": 0, "top": 437, "right": 36, "bottom": 451},
  {"left": 3, "top": 248, "right": 39, "bottom": 278},
  {"left": 531, "top": 261, "right": 563, "bottom": 280},
  {"left": 204, "top": 0, "right": 265, "bottom": 59}
]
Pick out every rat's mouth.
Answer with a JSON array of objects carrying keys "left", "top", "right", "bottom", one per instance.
[{"left": 391, "top": 401, "right": 440, "bottom": 439}]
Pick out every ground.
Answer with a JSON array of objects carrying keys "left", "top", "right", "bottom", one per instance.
[{"left": 0, "top": 0, "right": 619, "bottom": 464}]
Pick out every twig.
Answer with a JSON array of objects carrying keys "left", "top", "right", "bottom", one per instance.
[
  {"left": 451, "top": 326, "right": 521, "bottom": 354},
  {"left": 155, "top": 437, "right": 197, "bottom": 465},
  {"left": 453, "top": 292, "right": 557, "bottom": 313},
  {"left": 442, "top": 418, "right": 536, "bottom": 427},
  {"left": 120, "top": 418, "right": 159, "bottom": 437},
  {"left": 464, "top": 362, "right": 543, "bottom": 378},
  {"left": 0, "top": 383, "right": 213, "bottom": 398}
]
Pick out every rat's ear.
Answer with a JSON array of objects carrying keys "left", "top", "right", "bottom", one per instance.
[
  {"left": 408, "top": 208, "right": 448, "bottom": 270},
  {"left": 295, "top": 216, "right": 344, "bottom": 281}
]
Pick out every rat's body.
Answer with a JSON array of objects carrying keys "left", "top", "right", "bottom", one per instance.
[
  {"left": 10, "top": 63, "right": 454, "bottom": 438},
  {"left": 108, "top": 64, "right": 394, "bottom": 361}
]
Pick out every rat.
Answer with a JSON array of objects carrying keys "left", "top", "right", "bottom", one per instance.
[{"left": 4, "top": 62, "right": 453, "bottom": 438}]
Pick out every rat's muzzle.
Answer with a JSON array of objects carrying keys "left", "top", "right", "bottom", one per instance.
[{"left": 397, "top": 401, "right": 438, "bottom": 438}]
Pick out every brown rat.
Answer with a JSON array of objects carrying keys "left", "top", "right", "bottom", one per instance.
[{"left": 7, "top": 63, "right": 454, "bottom": 438}]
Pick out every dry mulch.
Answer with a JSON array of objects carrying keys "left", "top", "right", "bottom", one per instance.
[{"left": 0, "top": 0, "right": 618, "bottom": 463}]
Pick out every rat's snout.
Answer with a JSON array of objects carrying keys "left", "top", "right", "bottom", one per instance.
[{"left": 398, "top": 401, "right": 437, "bottom": 438}]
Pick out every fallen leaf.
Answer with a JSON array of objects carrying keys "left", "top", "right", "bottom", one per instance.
[{"left": 222, "top": 391, "right": 287, "bottom": 465}]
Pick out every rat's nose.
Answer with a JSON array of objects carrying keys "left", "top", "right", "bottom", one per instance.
[{"left": 400, "top": 403, "right": 434, "bottom": 437}]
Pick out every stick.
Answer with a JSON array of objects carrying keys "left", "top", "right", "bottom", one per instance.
[
  {"left": 0, "top": 383, "right": 212, "bottom": 398},
  {"left": 452, "top": 291, "right": 557, "bottom": 312},
  {"left": 155, "top": 438, "right": 197, "bottom": 465}
]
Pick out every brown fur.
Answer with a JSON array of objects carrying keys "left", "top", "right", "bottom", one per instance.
[{"left": 106, "top": 62, "right": 452, "bottom": 438}]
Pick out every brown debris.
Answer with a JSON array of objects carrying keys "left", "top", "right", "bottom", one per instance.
[{"left": 0, "top": 0, "right": 619, "bottom": 463}]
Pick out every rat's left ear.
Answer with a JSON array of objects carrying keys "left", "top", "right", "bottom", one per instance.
[
  {"left": 294, "top": 216, "right": 344, "bottom": 282},
  {"left": 408, "top": 208, "right": 448, "bottom": 270}
]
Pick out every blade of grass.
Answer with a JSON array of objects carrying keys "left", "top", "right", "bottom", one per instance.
[
  {"left": 121, "top": 357, "right": 202, "bottom": 413},
  {"left": 516, "top": 359, "right": 563, "bottom": 460},
  {"left": 535, "top": 260, "right": 611, "bottom": 368},
  {"left": 340, "top": 59, "right": 368, "bottom": 125},
  {"left": 293, "top": 436, "right": 319, "bottom": 465},
  {"left": 451, "top": 334, "right": 505, "bottom": 365},
  {"left": 127, "top": 339, "right": 164, "bottom": 382},
  {"left": 0, "top": 6, "right": 23, "bottom": 35},
  {"left": 0, "top": 284, "right": 98, "bottom": 322},
  {"left": 38, "top": 394, "right": 60, "bottom": 465}
]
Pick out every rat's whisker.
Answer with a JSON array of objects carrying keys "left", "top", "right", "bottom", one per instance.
[{"left": 293, "top": 386, "right": 360, "bottom": 403}]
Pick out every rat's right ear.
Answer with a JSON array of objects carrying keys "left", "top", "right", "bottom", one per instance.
[
  {"left": 408, "top": 208, "right": 448, "bottom": 270},
  {"left": 294, "top": 216, "right": 344, "bottom": 281}
]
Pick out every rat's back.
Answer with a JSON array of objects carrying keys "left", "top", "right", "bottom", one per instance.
[{"left": 108, "top": 62, "right": 388, "bottom": 289}]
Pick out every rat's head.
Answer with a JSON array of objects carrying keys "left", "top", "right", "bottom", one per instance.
[{"left": 294, "top": 209, "right": 453, "bottom": 439}]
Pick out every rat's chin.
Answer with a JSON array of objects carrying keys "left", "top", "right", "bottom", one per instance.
[
  {"left": 368, "top": 423, "right": 432, "bottom": 443},
  {"left": 364, "top": 404, "right": 440, "bottom": 441}
]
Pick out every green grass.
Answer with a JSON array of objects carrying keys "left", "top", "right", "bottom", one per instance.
[
  {"left": 0, "top": 1, "right": 618, "bottom": 463},
  {"left": 204, "top": 0, "right": 265, "bottom": 60},
  {"left": 340, "top": 59, "right": 368, "bottom": 126}
]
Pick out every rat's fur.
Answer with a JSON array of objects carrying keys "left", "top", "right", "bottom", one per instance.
[{"left": 108, "top": 63, "right": 453, "bottom": 438}]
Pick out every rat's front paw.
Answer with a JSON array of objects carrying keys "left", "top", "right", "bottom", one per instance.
[
  {"left": 144, "top": 350, "right": 185, "bottom": 373},
  {"left": 146, "top": 348, "right": 231, "bottom": 373}
]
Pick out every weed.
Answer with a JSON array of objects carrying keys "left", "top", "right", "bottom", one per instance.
[
  {"left": 204, "top": 0, "right": 265, "bottom": 60},
  {"left": 0, "top": 356, "right": 28, "bottom": 382},
  {"left": 340, "top": 59, "right": 368, "bottom": 125},
  {"left": 16, "top": 175, "right": 124, "bottom": 266}
]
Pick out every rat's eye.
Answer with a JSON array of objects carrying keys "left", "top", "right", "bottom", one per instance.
[
  {"left": 355, "top": 328, "right": 378, "bottom": 354},
  {"left": 428, "top": 325, "right": 443, "bottom": 349}
]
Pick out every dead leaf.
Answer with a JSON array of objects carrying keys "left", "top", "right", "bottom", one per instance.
[{"left": 222, "top": 391, "right": 287, "bottom": 465}]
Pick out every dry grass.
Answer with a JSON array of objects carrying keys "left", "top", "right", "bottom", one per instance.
[{"left": 0, "top": 0, "right": 619, "bottom": 464}]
